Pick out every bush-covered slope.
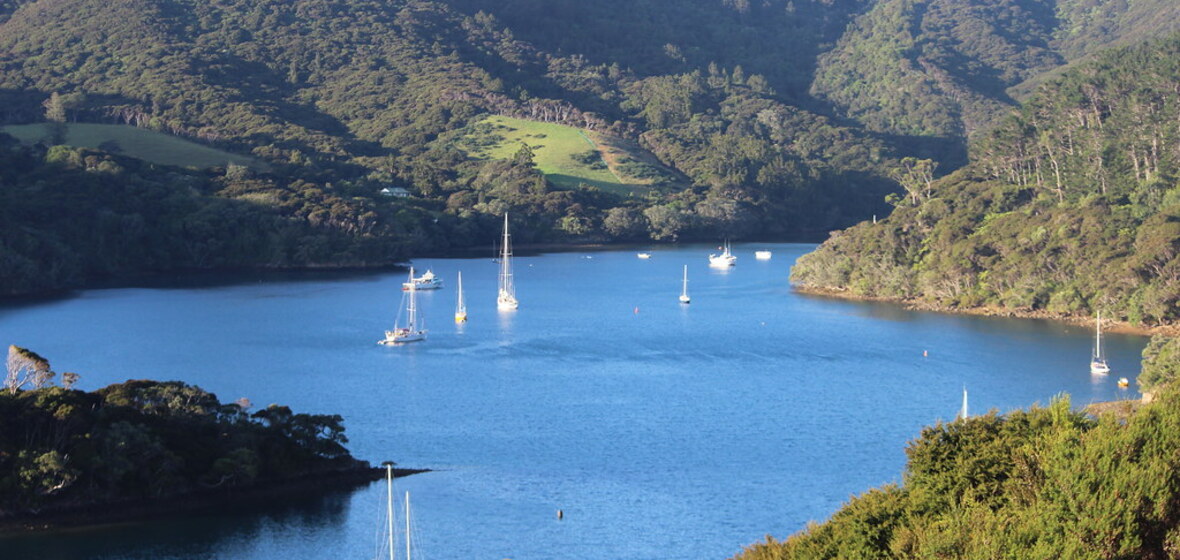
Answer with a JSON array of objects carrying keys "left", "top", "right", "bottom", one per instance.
[
  {"left": 2, "top": 123, "right": 261, "bottom": 169},
  {"left": 812, "top": 0, "right": 1180, "bottom": 139},
  {"left": 1, "top": 346, "right": 369, "bottom": 519},
  {"left": 813, "top": 0, "right": 1061, "bottom": 139},
  {"left": 792, "top": 34, "right": 1180, "bottom": 326},
  {"left": 0, "top": 135, "right": 417, "bottom": 295},
  {"left": 735, "top": 375, "right": 1180, "bottom": 559}
]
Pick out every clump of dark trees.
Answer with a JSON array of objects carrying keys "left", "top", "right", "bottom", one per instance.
[{"left": 0, "top": 345, "right": 364, "bottom": 520}]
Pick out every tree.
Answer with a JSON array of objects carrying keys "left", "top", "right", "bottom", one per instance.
[
  {"left": 512, "top": 143, "right": 536, "bottom": 167},
  {"left": 1138, "top": 335, "right": 1180, "bottom": 396},
  {"left": 43, "top": 92, "right": 66, "bottom": 123},
  {"left": 644, "top": 203, "right": 690, "bottom": 241},
  {"left": 5, "top": 345, "right": 54, "bottom": 394},
  {"left": 603, "top": 206, "right": 648, "bottom": 239},
  {"left": 890, "top": 157, "right": 937, "bottom": 206}
]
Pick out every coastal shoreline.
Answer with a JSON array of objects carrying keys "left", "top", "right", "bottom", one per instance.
[
  {"left": 793, "top": 286, "right": 1179, "bottom": 337},
  {"left": 0, "top": 239, "right": 821, "bottom": 300},
  {"left": 0, "top": 465, "right": 428, "bottom": 535}
]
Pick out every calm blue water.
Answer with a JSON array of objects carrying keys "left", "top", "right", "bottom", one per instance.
[{"left": 0, "top": 243, "right": 1146, "bottom": 560}]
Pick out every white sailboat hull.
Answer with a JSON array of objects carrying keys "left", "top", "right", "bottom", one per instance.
[
  {"left": 709, "top": 242, "right": 736, "bottom": 267},
  {"left": 497, "top": 292, "right": 519, "bottom": 310},
  {"left": 708, "top": 256, "right": 735, "bottom": 267},
  {"left": 379, "top": 329, "right": 426, "bottom": 345}
]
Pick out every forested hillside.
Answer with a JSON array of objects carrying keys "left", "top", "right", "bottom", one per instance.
[
  {"left": 0, "top": 136, "right": 420, "bottom": 295},
  {"left": 813, "top": 0, "right": 1180, "bottom": 139},
  {"left": 792, "top": 34, "right": 1180, "bottom": 326},
  {"left": 2, "top": 0, "right": 1180, "bottom": 295}
]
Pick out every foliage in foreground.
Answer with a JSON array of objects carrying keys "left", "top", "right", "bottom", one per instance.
[
  {"left": 0, "top": 362, "right": 360, "bottom": 516},
  {"left": 735, "top": 380, "right": 1180, "bottom": 559}
]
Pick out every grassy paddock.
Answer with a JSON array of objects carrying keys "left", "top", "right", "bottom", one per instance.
[
  {"left": 2, "top": 123, "right": 261, "bottom": 170},
  {"left": 452, "top": 115, "right": 670, "bottom": 196}
]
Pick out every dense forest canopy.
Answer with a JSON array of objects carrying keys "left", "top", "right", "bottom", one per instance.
[
  {"left": 792, "top": 33, "right": 1180, "bottom": 326},
  {"left": 2, "top": 0, "right": 1180, "bottom": 295}
]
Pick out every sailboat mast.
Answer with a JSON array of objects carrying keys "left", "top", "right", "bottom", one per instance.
[
  {"left": 407, "top": 268, "right": 417, "bottom": 329},
  {"left": 501, "top": 214, "right": 513, "bottom": 296},
  {"left": 1095, "top": 311, "right": 1102, "bottom": 359},
  {"left": 405, "top": 491, "right": 412, "bottom": 560},
  {"left": 385, "top": 463, "right": 395, "bottom": 560},
  {"left": 960, "top": 386, "right": 968, "bottom": 420}
]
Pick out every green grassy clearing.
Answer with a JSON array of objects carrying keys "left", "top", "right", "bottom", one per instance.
[
  {"left": 2, "top": 123, "right": 262, "bottom": 170},
  {"left": 451, "top": 115, "right": 677, "bottom": 196}
]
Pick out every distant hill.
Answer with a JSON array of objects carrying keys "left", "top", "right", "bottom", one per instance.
[
  {"left": 811, "top": 0, "right": 1180, "bottom": 139},
  {"left": 2, "top": 123, "right": 261, "bottom": 169}
]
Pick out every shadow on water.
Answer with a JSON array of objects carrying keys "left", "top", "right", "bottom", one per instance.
[
  {"left": 2, "top": 483, "right": 364, "bottom": 560},
  {"left": 0, "top": 269, "right": 401, "bottom": 311}
]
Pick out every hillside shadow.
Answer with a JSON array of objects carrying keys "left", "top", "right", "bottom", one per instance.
[
  {"left": 545, "top": 173, "right": 651, "bottom": 196},
  {"left": 199, "top": 51, "right": 389, "bottom": 159}
]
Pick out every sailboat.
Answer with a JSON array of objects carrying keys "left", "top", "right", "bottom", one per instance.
[
  {"left": 497, "top": 213, "right": 519, "bottom": 310},
  {"left": 679, "top": 265, "right": 691, "bottom": 304},
  {"left": 1090, "top": 311, "right": 1110, "bottom": 375},
  {"left": 380, "top": 462, "right": 397, "bottom": 560},
  {"left": 377, "top": 463, "right": 416, "bottom": 560},
  {"left": 957, "top": 386, "right": 968, "bottom": 420},
  {"left": 379, "top": 268, "right": 426, "bottom": 345},
  {"left": 455, "top": 271, "right": 467, "bottom": 323},
  {"left": 403, "top": 491, "right": 415, "bottom": 560},
  {"left": 708, "top": 240, "right": 736, "bottom": 267}
]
